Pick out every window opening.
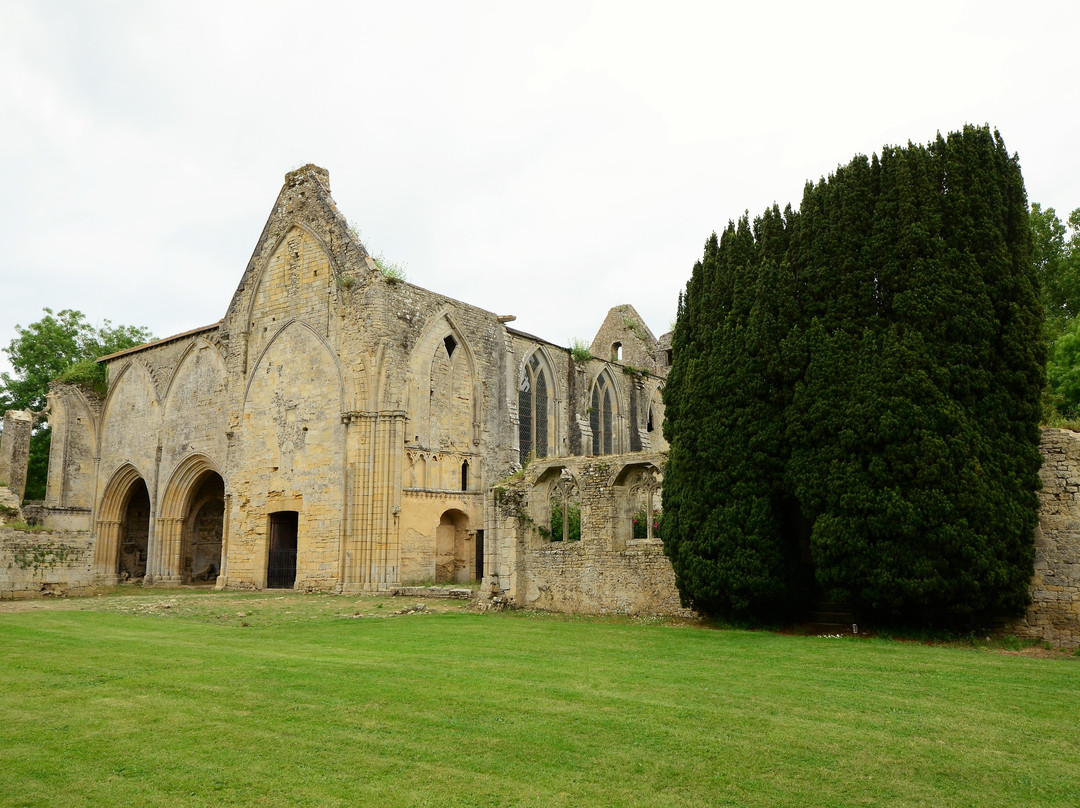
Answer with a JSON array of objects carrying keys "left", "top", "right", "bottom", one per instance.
[
  {"left": 549, "top": 470, "right": 582, "bottom": 542},
  {"left": 591, "top": 375, "right": 616, "bottom": 455},
  {"left": 518, "top": 353, "right": 549, "bottom": 464},
  {"left": 443, "top": 334, "right": 457, "bottom": 359},
  {"left": 631, "top": 468, "right": 663, "bottom": 541},
  {"left": 611, "top": 342, "right": 622, "bottom": 361},
  {"left": 461, "top": 460, "right": 469, "bottom": 491},
  {"left": 603, "top": 388, "right": 613, "bottom": 455}
]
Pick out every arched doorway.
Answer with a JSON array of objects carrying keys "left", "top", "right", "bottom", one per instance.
[
  {"left": 435, "top": 509, "right": 472, "bottom": 584},
  {"left": 94, "top": 464, "right": 152, "bottom": 586},
  {"left": 158, "top": 455, "right": 226, "bottom": 585},
  {"left": 181, "top": 473, "right": 225, "bottom": 584},
  {"left": 118, "top": 479, "right": 151, "bottom": 581}
]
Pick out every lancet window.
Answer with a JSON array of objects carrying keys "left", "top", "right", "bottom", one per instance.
[
  {"left": 519, "top": 353, "right": 549, "bottom": 464},
  {"left": 590, "top": 374, "right": 615, "bottom": 456}
]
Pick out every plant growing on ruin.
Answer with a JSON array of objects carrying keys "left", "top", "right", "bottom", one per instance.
[
  {"left": 548, "top": 501, "right": 581, "bottom": 542},
  {"left": 569, "top": 339, "right": 592, "bottom": 362},
  {"left": 373, "top": 252, "right": 407, "bottom": 284},
  {"left": 632, "top": 506, "right": 662, "bottom": 539}
]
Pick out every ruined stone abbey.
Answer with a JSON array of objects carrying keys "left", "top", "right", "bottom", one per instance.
[
  {"left": 1, "top": 165, "right": 678, "bottom": 613},
  {"left": 2, "top": 164, "right": 1079, "bottom": 646}
]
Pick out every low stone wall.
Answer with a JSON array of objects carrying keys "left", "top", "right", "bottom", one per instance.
[
  {"left": 520, "top": 539, "right": 684, "bottom": 615},
  {"left": 21, "top": 504, "right": 93, "bottom": 532},
  {"left": 0, "top": 528, "right": 94, "bottom": 599},
  {"left": 1010, "top": 428, "right": 1080, "bottom": 648},
  {"left": 487, "top": 452, "right": 689, "bottom": 616}
]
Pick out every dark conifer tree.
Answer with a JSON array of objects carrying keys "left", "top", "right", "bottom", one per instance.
[{"left": 664, "top": 125, "right": 1043, "bottom": 629}]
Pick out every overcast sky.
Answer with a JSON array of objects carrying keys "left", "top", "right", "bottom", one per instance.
[{"left": 3, "top": 0, "right": 1079, "bottom": 380}]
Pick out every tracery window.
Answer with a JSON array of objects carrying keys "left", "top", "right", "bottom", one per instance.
[
  {"left": 548, "top": 469, "right": 581, "bottom": 542},
  {"left": 590, "top": 374, "right": 615, "bottom": 455},
  {"left": 519, "top": 353, "right": 549, "bottom": 464},
  {"left": 631, "top": 467, "right": 663, "bottom": 541}
]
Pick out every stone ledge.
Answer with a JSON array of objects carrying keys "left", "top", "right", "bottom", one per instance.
[{"left": 391, "top": 586, "right": 476, "bottom": 600}]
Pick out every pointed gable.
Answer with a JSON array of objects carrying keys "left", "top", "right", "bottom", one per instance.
[
  {"left": 588, "top": 304, "right": 660, "bottom": 373},
  {"left": 220, "top": 165, "right": 373, "bottom": 357}
]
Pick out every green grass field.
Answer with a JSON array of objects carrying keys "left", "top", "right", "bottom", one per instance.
[{"left": 0, "top": 589, "right": 1077, "bottom": 807}]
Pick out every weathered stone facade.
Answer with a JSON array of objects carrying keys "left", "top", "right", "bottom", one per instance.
[
  {"left": 1008, "top": 428, "right": 1080, "bottom": 648},
  {"left": 0, "top": 410, "right": 33, "bottom": 501},
  {"left": 4, "top": 165, "right": 675, "bottom": 606}
]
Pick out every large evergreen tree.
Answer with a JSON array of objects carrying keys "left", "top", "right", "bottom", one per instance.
[{"left": 663, "top": 126, "right": 1043, "bottom": 629}]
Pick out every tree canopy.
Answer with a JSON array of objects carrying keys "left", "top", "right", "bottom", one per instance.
[
  {"left": 1, "top": 308, "right": 152, "bottom": 500},
  {"left": 1030, "top": 204, "right": 1080, "bottom": 419},
  {"left": 663, "top": 126, "right": 1043, "bottom": 630}
]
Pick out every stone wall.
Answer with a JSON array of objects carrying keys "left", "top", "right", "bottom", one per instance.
[
  {"left": 1010, "top": 428, "right": 1080, "bottom": 648},
  {"left": 0, "top": 410, "right": 33, "bottom": 501},
  {"left": 0, "top": 528, "right": 94, "bottom": 599},
  {"left": 487, "top": 451, "right": 688, "bottom": 615}
]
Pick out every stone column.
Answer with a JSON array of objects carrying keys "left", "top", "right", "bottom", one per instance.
[
  {"left": 152, "top": 517, "right": 184, "bottom": 585},
  {"left": 93, "top": 518, "right": 122, "bottom": 586},
  {"left": 0, "top": 410, "right": 33, "bottom": 501}
]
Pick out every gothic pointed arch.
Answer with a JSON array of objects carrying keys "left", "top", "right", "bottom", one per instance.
[
  {"left": 241, "top": 224, "right": 345, "bottom": 377},
  {"left": 94, "top": 462, "right": 151, "bottom": 584},
  {"left": 44, "top": 383, "right": 100, "bottom": 510},
  {"left": 612, "top": 461, "right": 664, "bottom": 546},
  {"left": 645, "top": 383, "right": 668, "bottom": 452},
  {"left": 242, "top": 222, "right": 347, "bottom": 332},
  {"left": 243, "top": 319, "right": 346, "bottom": 413},
  {"left": 159, "top": 453, "right": 226, "bottom": 584},
  {"left": 406, "top": 311, "right": 480, "bottom": 450},
  {"left": 162, "top": 337, "right": 229, "bottom": 415},
  {"left": 98, "top": 359, "right": 161, "bottom": 480},
  {"left": 589, "top": 367, "right": 622, "bottom": 456},
  {"left": 99, "top": 357, "right": 161, "bottom": 429},
  {"left": 236, "top": 317, "right": 347, "bottom": 589},
  {"left": 518, "top": 347, "right": 559, "bottom": 463}
]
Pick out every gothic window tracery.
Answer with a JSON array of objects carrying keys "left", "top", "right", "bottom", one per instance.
[
  {"left": 548, "top": 469, "right": 581, "bottom": 542},
  {"left": 519, "top": 353, "right": 549, "bottom": 464},
  {"left": 630, "top": 467, "right": 663, "bottom": 541},
  {"left": 590, "top": 373, "right": 615, "bottom": 455}
]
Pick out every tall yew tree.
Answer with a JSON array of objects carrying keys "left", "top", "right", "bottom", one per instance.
[{"left": 663, "top": 126, "right": 1043, "bottom": 628}]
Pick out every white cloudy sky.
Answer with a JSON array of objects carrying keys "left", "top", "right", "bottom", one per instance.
[{"left": 2, "top": 0, "right": 1079, "bottom": 378}]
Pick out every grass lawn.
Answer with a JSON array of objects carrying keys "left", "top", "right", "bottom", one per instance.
[{"left": 0, "top": 589, "right": 1077, "bottom": 807}]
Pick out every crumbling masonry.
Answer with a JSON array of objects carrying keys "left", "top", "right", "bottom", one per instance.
[{"left": 1, "top": 165, "right": 675, "bottom": 612}]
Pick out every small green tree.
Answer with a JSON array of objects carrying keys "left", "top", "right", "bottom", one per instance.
[{"left": 1, "top": 308, "right": 152, "bottom": 500}]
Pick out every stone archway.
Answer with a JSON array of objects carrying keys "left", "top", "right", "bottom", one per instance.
[
  {"left": 435, "top": 509, "right": 471, "bottom": 583},
  {"left": 158, "top": 455, "right": 226, "bottom": 585},
  {"left": 94, "top": 464, "right": 151, "bottom": 585},
  {"left": 181, "top": 473, "right": 225, "bottom": 584},
  {"left": 118, "top": 480, "right": 151, "bottom": 581}
]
